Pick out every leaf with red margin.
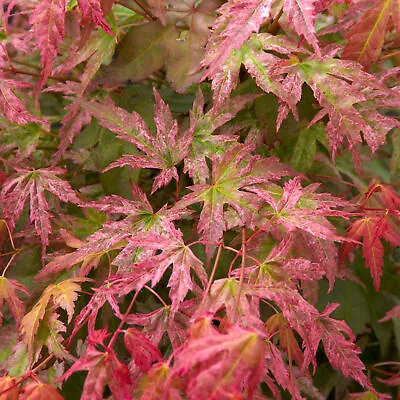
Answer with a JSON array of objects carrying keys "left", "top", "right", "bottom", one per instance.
[{"left": 0, "top": 276, "right": 29, "bottom": 329}]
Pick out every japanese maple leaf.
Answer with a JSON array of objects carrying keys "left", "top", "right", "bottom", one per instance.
[
  {"left": 0, "top": 78, "right": 43, "bottom": 125},
  {"left": 82, "top": 89, "right": 192, "bottom": 193},
  {"left": 266, "top": 313, "right": 304, "bottom": 367},
  {"left": 36, "top": 219, "right": 132, "bottom": 280},
  {"left": 124, "top": 327, "right": 162, "bottom": 372},
  {"left": 303, "top": 304, "right": 370, "bottom": 389},
  {"left": 77, "top": 0, "right": 114, "bottom": 35},
  {"left": 340, "top": 213, "right": 400, "bottom": 290},
  {"left": 283, "top": 0, "right": 320, "bottom": 55},
  {"left": 29, "top": 0, "right": 66, "bottom": 90},
  {"left": 0, "top": 276, "right": 29, "bottom": 328},
  {"left": 124, "top": 300, "right": 197, "bottom": 350},
  {"left": 170, "top": 318, "right": 265, "bottom": 400},
  {"left": 342, "top": 0, "right": 399, "bottom": 68},
  {"left": 184, "top": 88, "right": 259, "bottom": 183},
  {"left": 69, "top": 290, "right": 122, "bottom": 342},
  {"left": 1, "top": 167, "right": 80, "bottom": 252},
  {"left": 37, "top": 185, "right": 187, "bottom": 280},
  {"left": 239, "top": 234, "right": 325, "bottom": 288},
  {"left": 202, "top": 0, "right": 274, "bottom": 79},
  {"left": 105, "top": 226, "right": 207, "bottom": 313},
  {"left": 20, "top": 278, "right": 88, "bottom": 363},
  {"left": 52, "top": 103, "right": 91, "bottom": 163},
  {"left": 270, "top": 56, "right": 400, "bottom": 158},
  {"left": 250, "top": 177, "right": 349, "bottom": 241},
  {"left": 248, "top": 284, "right": 370, "bottom": 389},
  {"left": 177, "top": 144, "right": 272, "bottom": 250},
  {"left": 20, "top": 381, "right": 64, "bottom": 400},
  {"left": 60, "top": 344, "right": 132, "bottom": 400}
]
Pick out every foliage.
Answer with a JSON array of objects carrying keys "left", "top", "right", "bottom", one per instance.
[{"left": 0, "top": 0, "right": 399, "bottom": 399}]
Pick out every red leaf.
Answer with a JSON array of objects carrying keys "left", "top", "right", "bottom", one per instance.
[
  {"left": 202, "top": 0, "right": 274, "bottom": 79},
  {"left": 340, "top": 214, "right": 400, "bottom": 290},
  {"left": 170, "top": 319, "right": 265, "bottom": 400},
  {"left": 106, "top": 226, "right": 207, "bottom": 313},
  {"left": 60, "top": 345, "right": 132, "bottom": 400},
  {"left": 124, "top": 327, "right": 162, "bottom": 372},
  {"left": 82, "top": 90, "right": 192, "bottom": 194}
]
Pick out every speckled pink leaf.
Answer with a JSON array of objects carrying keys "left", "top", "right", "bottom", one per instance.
[
  {"left": 29, "top": 0, "right": 66, "bottom": 90},
  {"left": 77, "top": 0, "right": 114, "bottom": 35},
  {"left": 1, "top": 168, "right": 80, "bottom": 252}
]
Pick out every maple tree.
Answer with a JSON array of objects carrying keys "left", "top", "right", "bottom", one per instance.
[{"left": 0, "top": 0, "right": 399, "bottom": 399}]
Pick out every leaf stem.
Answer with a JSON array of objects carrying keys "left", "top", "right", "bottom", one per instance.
[
  {"left": 144, "top": 284, "right": 168, "bottom": 307},
  {"left": 232, "top": 228, "right": 246, "bottom": 323},
  {"left": 198, "top": 243, "right": 223, "bottom": 312},
  {"left": 107, "top": 290, "right": 140, "bottom": 350}
]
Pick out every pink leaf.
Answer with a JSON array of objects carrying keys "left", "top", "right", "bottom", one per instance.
[
  {"left": 77, "top": 0, "right": 114, "bottom": 35},
  {"left": 29, "top": 0, "right": 66, "bottom": 90}
]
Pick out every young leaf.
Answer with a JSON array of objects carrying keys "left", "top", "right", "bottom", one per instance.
[
  {"left": 0, "top": 276, "right": 29, "bottom": 329},
  {"left": 20, "top": 278, "right": 87, "bottom": 363}
]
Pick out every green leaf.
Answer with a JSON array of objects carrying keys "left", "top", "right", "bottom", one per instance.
[{"left": 290, "top": 123, "right": 326, "bottom": 172}]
